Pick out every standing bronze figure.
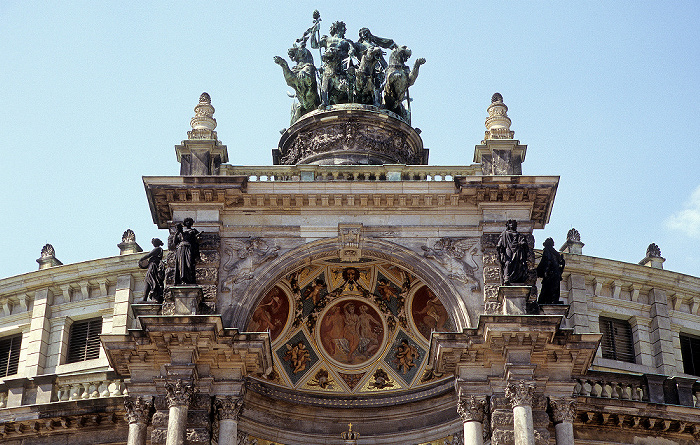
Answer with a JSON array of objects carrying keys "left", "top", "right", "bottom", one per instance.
[
  {"left": 138, "top": 238, "right": 164, "bottom": 303},
  {"left": 171, "top": 218, "right": 200, "bottom": 285},
  {"left": 536, "top": 238, "right": 565, "bottom": 304},
  {"left": 496, "top": 220, "right": 529, "bottom": 285}
]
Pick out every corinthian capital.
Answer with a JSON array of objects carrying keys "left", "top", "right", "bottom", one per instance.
[
  {"left": 215, "top": 393, "right": 245, "bottom": 421},
  {"left": 124, "top": 396, "right": 153, "bottom": 424},
  {"left": 505, "top": 380, "right": 535, "bottom": 408},
  {"left": 456, "top": 394, "right": 488, "bottom": 423},
  {"left": 165, "top": 379, "right": 195, "bottom": 408},
  {"left": 549, "top": 397, "right": 577, "bottom": 423}
]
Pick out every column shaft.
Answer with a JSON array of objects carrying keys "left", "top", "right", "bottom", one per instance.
[
  {"left": 463, "top": 421, "right": 483, "bottom": 445},
  {"left": 554, "top": 421, "right": 574, "bottom": 445},
  {"left": 513, "top": 405, "right": 535, "bottom": 445},
  {"left": 166, "top": 405, "right": 188, "bottom": 445},
  {"left": 127, "top": 422, "right": 148, "bottom": 445},
  {"left": 218, "top": 419, "right": 238, "bottom": 445}
]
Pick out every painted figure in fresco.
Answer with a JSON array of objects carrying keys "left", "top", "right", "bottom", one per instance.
[
  {"left": 172, "top": 218, "right": 200, "bottom": 285},
  {"left": 376, "top": 277, "right": 398, "bottom": 302},
  {"left": 342, "top": 302, "right": 361, "bottom": 355},
  {"left": 357, "top": 305, "right": 381, "bottom": 356},
  {"left": 394, "top": 338, "right": 419, "bottom": 374},
  {"left": 284, "top": 341, "right": 311, "bottom": 374},
  {"left": 413, "top": 288, "right": 448, "bottom": 339},
  {"left": 321, "top": 305, "right": 346, "bottom": 356},
  {"left": 138, "top": 238, "right": 164, "bottom": 303},
  {"left": 303, "top": 278, "right": 327, "bottom": 305},
  {"left": 497, "top": 219, "right": 529, "bottom": 285},
  {"left": 249, "top": 288, "right": 287, "bottom": 340},
  {"left": 536, "top": 237, "right": 566, "bottom": 304}
]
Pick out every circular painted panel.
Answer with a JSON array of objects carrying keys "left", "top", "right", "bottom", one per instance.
[
  {"left": 411, "top": 285, "right": 449, "bottom": 340},
  {"left": 248, "top": 286, "right": 290, "bottom": 341},
  {"left": 317, "top": 299, "right": 385, "bottom": 366}
]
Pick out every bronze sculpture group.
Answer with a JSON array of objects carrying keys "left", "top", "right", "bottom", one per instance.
[
  {"left": 274, "top": 11, "right": 425, "bottom": 124},
  {"left": 138, "top": 218, "right": 201, "bottom": 304}
]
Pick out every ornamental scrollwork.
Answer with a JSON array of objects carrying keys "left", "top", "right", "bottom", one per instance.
[
  {"left": 215, "top": 393, "right": 246, "bottom": 421},
  {"left": 456, "top": 394, "right": 488, "bottom": 423},
  {"left": 124, "top": 396, "right": 153, "bottom": 424},
  {"left": 421, "top": 237, "right": 480, "bottom": 291},
  {"left": 549, "top": 397, "right": 577, "bottom": 424},
  {"left": 505, "top": 380, "right": 535, "bottom": 408},
  {"left": 165, "top": 379, "right": 195, "bottom": 408},
  {"left": 221, "top": 238, "right": 280, "bottom": 291}
]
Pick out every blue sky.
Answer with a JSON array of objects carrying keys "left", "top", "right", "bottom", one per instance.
[{"left": 1, "top": 1, "right": 699, "bottom": 279}]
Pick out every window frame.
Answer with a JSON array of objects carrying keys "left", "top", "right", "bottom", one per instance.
[
  {"left": 0, "top": 334, "right": 22, "bottom": 378},
  {"left": 66, "top": 317, "right": 103, "bottom": 364},
  {"left": 599, "top": 316, "right": 636, "bottom": 363},
  {"left": 680, "top": 332, "right": 700, "bottom": 376}
]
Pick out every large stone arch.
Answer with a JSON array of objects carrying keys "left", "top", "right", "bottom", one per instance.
[{"left": 222, "top": 237, "right": 475, "bottom": 331}]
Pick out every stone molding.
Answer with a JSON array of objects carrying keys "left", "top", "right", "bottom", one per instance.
[
  {"left": 549, "top": 397, "right": 576, "bottom": 424},
  {"left": 215, "top": 393, "right": 245, "bottom": 421},
  {"left": 124, "top": 396, "right": 153, "bottom": 424},
  {"left": 456, "top": 394, "right": 488, "bottom": 423},
  {"left": 165, "top": 380, "right": 196, "bottom": 408},
  {"left": 505, "top": 381, "right": 535, "bottom": 408}
]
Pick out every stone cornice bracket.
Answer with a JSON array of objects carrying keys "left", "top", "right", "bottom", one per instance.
[
  {"left": 338, "top": 223, "right": 363, "bottom": 262},
  {"left": 549, "top": 397, "right": 577, "bottom": 424},
  {"left": 165, "top": 379, "right": 196, "bottom": 408},
  {"left": 506, "top": 380, "right": 535, "bottom": 408},
  {"left": 214, "top": 392, "right": 246, "bottom": 421},
  {"left": 124, "top": 396, "right": 153, "bottom": 424},
  {"left": 457, "top": 393, "right": 488, "bottom": 423}
]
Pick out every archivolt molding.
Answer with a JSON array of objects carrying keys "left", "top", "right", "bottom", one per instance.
[{"left": 222, "top": 237, "right": 473, "bottom": 331}]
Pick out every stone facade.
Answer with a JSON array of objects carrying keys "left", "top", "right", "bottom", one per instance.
[{"left": 0, "top": 93, "right": 698, "bottom": 445}]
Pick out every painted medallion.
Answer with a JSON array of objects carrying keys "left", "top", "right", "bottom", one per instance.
[{"left": 318, "top": 299, "right": 385, "bottom": 366}]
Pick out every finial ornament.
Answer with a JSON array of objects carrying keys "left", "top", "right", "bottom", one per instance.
[
  {"left": 341, "top": 422, "right": 360, "bottom": 443},
  {"left": 484, "top": 92, "right": 514, "bottom": 140},
  {"left": 40, "top": 244, "right": 55, "bottom": 259},
  {"left": 37, "top": 244, "right": 62, "bottom": 270},
  {"left": 646, "top": 243, "right": 662, "bottom": 258},
  {"left": 188, "top": 92, "right": 217, "bottom": 140}
]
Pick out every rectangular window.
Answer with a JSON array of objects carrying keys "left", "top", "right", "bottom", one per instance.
[
  {"left": 67, "top": 318, "right": 103, "bottom": 364},
  {"left": 599, "top": 316, "right": 635, "bottom": 363},
  {"left": 0, "top": 335, "right": 21, "bottom": 378},
  {"left": 680, "top": 333, "right": 700, "bottom": 376}
]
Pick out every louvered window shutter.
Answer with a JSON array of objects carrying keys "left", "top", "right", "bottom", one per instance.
[
  {"left": 67, "top": 318, "right": 103, "bottom": 363},
  {"left": 0, "top": 335, "right": 21, "bottom": 377},
  {"left": 599, "top": 317, "right": 635, "bottom": 363},
  {"left": 680, "top": 334, "right": 700, "bottom": 376}
]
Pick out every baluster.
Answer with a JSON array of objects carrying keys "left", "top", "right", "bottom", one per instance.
[
  {"left": 592, "top": 382, "right": 603, "bottom": 397},
  {"left": 581, "top": 380, "right": 592, "bottom": 396},
  {"left": 98, "top": 381, "right": 110, "bottom": 398}
]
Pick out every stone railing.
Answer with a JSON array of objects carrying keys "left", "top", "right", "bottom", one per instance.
[
  {"left": 221, "top": 164, "right": 481, "bottom": 182},
  {"left": 575, "top": 374, "right": 646, "bottom": 401},
  {"left": 55, "top": 372, "right": 127, "bottom": 402}
]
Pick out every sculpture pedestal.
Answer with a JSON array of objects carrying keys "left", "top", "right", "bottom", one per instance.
[
  {"left": 131, "top": 303, "right": 162, "bottom": 318},
  {"left": 162, "top": 286, "right": 203, "bottom": 316},
  {"left": 539, "top": 304, "right": 569, "bottom": 318},
  {"left": 498, "top": 286, "right": 531, "bottom": 315}
]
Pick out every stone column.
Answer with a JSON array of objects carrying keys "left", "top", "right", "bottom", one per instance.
[
  {"left": 124, "top": 397, "right": 153, "bottom": 445},
  {"left": 215, "top": 393, "right": 245, "bottom": 445},
  {"left": 165, "top": 380, "right": 195, "bottom": 445},
  {"left": 549, "top": 397, "right": 576, "bottom": 445},
  {"left": 457, "top": 393, "right": 487, "bottom": 445},
  {"left": 506, "top": 381, "right": 535, "bottom": 445}
]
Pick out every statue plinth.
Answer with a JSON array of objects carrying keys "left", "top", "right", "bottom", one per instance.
[
  {"left": 538, "top": 303, "right": 569, "bottom": 318},
  {"left": 498, "top": 286, "right": 532, "bottom": 315},
  {"left": 131, "top": 303, "right": 162, "bottom": 318},
  {"left": 274, "top": 106, "right": 428, "bottom": 166},
  {"left": 162, "top": 286, "right": 203, "bottom": 316}
]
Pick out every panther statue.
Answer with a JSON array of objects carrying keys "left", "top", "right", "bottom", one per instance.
[
  {"left": 382, "top": 46, "right": 425, "bottom": 121},
  {"left": 274, "top": 45, "right": 321, "bottom": 124}
]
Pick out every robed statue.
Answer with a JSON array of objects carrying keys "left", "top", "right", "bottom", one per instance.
[
  {"left": 536, "top": 238, "right": 565, "bottom": 304},
  {"left": 169, "top": 218, "right": 201, "bottom": 285},
  {"left": 496, "top": 220, "right": 529, "bottom": 285},
  {"left": 138, "top": 238, "right": 164, "bottom": 303}
]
